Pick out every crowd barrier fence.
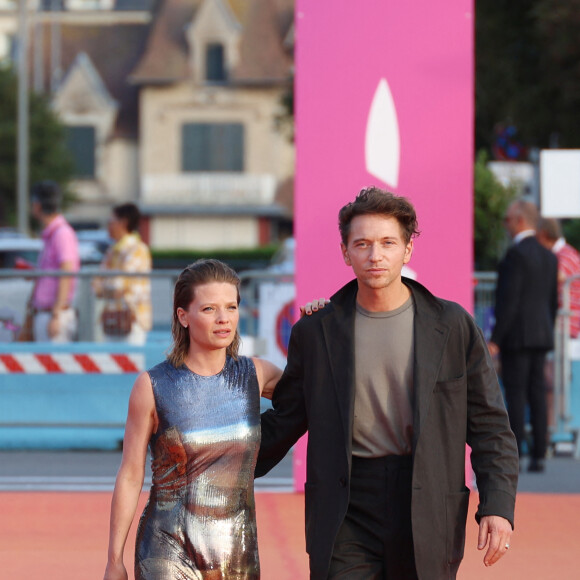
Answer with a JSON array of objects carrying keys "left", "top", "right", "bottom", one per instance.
[{"left": 0, "top": 269, "right": 578, "bottom": 456}]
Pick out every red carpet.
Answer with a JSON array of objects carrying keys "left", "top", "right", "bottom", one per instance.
[{"left": 0, "top": 491, "right": 577, "bottom": 579}]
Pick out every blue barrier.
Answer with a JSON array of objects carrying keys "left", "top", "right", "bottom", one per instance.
[
  {"left": 0, "top": 339, "right": 170, "bottom": 450},
  {"left": 569, "top": 362, "right": 580, "bottom": 438}
]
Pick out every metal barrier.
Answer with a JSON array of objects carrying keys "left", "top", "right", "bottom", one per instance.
[
  {"left": 473, "top": 272, "right": 497, "bottom": 341},
  {"left": 0, "top": 268, "right": 181, "bottom": 342},
  {"left": 0, "top": 267, "right": 292, "bottom": 449},
  {"left": 553, "top": 274, "right": 580, "bottom": 457},
  {"left": 474, "top": 271, "right": 580, "bottom": 457},
  {"left": 2, "top": 268, "right": 578, "bottom": 453}
]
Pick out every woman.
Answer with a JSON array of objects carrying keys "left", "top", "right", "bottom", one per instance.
[
  {"left": 93, "top": 203, "right": 152, "bottom": 345},
  {"left": 104, "top": 259, "right": 282, "bottom": 580}
]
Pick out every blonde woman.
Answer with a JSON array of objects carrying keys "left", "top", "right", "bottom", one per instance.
[{"left": 104, "top": 259, "right": 281, "bottom": 580}]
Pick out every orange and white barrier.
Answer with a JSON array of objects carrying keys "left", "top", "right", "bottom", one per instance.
[{"left": 0, "top": 353, "right": 144, "bottom": 374}]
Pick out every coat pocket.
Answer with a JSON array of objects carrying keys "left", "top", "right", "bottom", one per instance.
[
  {"left": 445, "top": 489, "right": 470, "bottom": 564},
  {"left": 434, "top": 373, "right": 466, "bottom": 392}
]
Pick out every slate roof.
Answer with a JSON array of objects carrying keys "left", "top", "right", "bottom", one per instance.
[
  {"left": 35, "top": 0, "right": 293, "bottom": 138},
  {"left": 38, "top": 22, "right": 150, "bottom": 138},
  {"left": 130, "top": 0, "right": 294, "bottom": 85}
]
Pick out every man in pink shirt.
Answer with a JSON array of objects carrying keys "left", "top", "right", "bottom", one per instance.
[
  {"left": 30, "top": 181, "right": 80, "bottom": 342},
  {"left": 537, "top": 217, "right": 580, "bottom": 338}
]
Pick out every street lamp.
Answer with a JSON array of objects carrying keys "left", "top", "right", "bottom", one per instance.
[{"left": 17, "top": 0, "right": 30, "bottom": 236}]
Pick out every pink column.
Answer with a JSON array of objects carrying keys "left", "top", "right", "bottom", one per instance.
[{"left": 293, "top": 1, "right": 475, "bottom": 490}]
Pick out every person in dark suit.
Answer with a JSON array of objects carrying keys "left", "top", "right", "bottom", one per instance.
[
  {"left": 256, "top": 187, "right": 519, "bottom": 580},
  {"left": 488, "top": 199, "right": 558, "bottom": 473}
]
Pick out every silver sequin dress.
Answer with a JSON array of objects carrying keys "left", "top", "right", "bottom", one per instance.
[{"left": 135, "top": 356, "right": 261, "bottom": 579}]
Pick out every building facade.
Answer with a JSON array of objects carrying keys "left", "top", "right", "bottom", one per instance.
[{"left": 1, "top": 0, "right": 294, "bottom": 248}]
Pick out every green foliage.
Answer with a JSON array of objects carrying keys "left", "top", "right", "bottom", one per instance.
[
  {"left": 0, "top": 65, "right": 75, "bottom": 226},
  {"left": 476, "top": 0, "right": 580, "bottom": 151},
  {"left": 532, "top": 0, "right": 580, "bottom": 147},
  {"left": 475, "top": 1, "right": 541, "bottom": 151},
  {"left": 151, "top": 245, "right": 279, "bottom": 271},
  {"left": 562, "top": 220, "right": 580, "bottom": 252},
  {"left": 274, "top": 74, "right": 294, "bottom": 143},
  {"left": 474, "top": 151, "right": 517, "bottom": 270}
]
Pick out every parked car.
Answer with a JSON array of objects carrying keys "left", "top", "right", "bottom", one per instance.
[
  {"left": 0, "top": 236, "right": 43, "bottom": 341},
  {"left": 76, "top": 228, "right": 112, "bottom": 265}
]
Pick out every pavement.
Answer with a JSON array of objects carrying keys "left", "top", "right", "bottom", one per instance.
[
  {"left": 0, "top": 449, "right": 294, "bottom": 492},
  {"left": 0, "top": 449, "right": 578, "bottom": 493}
]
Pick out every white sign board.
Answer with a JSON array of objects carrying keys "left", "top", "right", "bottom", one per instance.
[{"left": 540, "top": 150, "right": 580, "bottom": 217}]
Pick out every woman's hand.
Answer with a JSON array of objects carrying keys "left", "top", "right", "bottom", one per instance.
[
  {"left": 299, "top": 298, "right": 330, "bottom": 317},
  {"left": 103, "top": 560, "right": 128, "bottom": 580}
]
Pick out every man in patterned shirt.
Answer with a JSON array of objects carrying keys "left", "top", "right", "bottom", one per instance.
[{"left": 537, "top": 217, "right": 580, "bottom": 338}]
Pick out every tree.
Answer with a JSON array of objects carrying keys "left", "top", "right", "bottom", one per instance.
[
  {"left": 563, "top": 220, "right": 580, "bottom": 252},
  {"left": 274, "top": 73, "right": 294, "bottom": 143},
  {"left": 474, "top": 150, "right": 517, "bottom": 270},
  {"left": 533, "top": 0, "right": 580, "bottom": 148},
  {"left": 0, "top": 65, "right": 74, "bottom": 227},
  {"left": 476, "top": 0, "right": 580, "bottom": 152}
]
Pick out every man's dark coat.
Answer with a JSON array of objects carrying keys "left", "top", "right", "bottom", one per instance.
[
  {"left": 256, "top": 278, "right": 519, "bottom": 580},
  {"left": 491, "top": 235, "right": 558, "bottom": 350}
]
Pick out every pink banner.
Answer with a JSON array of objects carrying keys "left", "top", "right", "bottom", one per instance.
[{"left": 293, "top": 1, "right": 474, "bottom": 489}]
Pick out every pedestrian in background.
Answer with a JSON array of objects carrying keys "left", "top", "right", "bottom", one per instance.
[
  {"left": 93, "top": 203, "right": 152, "bottom": 345},
  {"left": 25, "top": 180, "right": 80, "bottom": 342},
  {"left": 537, "top": 217, "right": 580, "bottom": 338},
  {"left": 488, "top": 199, "right": 558, "bottom": 473}
]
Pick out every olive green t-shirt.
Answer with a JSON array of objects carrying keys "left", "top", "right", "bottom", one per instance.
[{"left": 352, "top": 296, "right": 414, "bottom": 457}]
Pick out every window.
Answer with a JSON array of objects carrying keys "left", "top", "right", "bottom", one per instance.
[
  {"left": 205, "top": 43, "right": 226, "bottom": 82},
  {"left": 182, "top": 123, "right": 244, "bottom": 172},
  {"left": 65, "top": 125, "right": 96, "bottom": 179}
]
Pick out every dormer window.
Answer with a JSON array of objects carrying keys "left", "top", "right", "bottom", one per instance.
[
  {"left": 205, "top": 43, "right": 226, "bottom": 82},
  {"left": 65, "top": 125, "right": 96, "bottom": 179}
]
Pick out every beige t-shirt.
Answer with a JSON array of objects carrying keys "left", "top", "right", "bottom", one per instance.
[{"left": 352, "top": 296, "right": 415, "bottom": 457}]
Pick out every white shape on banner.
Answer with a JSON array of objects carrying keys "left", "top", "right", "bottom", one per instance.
[
  {"left": 365, "top": 78, "right": 401, "bottom": 189},
  {"left": 540, "top": 150, "right": 580, "bottom": 217}
]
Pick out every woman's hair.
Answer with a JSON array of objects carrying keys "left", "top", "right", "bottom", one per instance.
[
  {"left": 167, "top": 259, "right": 241, "bottom": 367},
  {"left": 113, "top": 203, "right": 141, "bottom": 233}
]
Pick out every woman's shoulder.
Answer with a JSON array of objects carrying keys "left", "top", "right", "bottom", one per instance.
[
  {"left": 148, "top": 359, "right": 180, "bottom": 381},
  {"left": 227, "top": 354, "right": 257, "bottom": 375}
]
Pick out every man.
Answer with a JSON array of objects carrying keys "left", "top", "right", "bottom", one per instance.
[
  {"left": 257, "top": 187, "right": 519, "bottom": 580},
  {"left": 536, "top": 217, "right": 580, "bottom": 338},
  {"left": 488, "top": 199, "right": 558, "bottom": 473},
  {"left": 29, "top": 180, "right": 80, "bottom": 342}
]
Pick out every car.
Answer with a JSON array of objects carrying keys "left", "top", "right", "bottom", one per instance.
[
  {"left": 0, "top": 236, "right": 43, "bottom": 341},
  {"left": 75, "top": 229, "right": 112, "bottom": 265},
  {"left": 0, "top": 235, "right": 42, "bottom": 269}
]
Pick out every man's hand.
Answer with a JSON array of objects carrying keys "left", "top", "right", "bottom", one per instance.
[
  {"left": 487, "top": 341, "right": 500, "bottom": 358},
  {"left": 48, "top": 312, "right": 61, "bottom": 338},
  {"left": 478, "top": 515, "right": 512, "bottom": 567},
  {"left": 299, "top": 298, "right": 330, "bottom": 317}
]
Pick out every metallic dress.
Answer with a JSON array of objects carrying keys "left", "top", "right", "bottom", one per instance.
[{"left": 135, "top": 356, "right": 261, "bottom": 579}]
